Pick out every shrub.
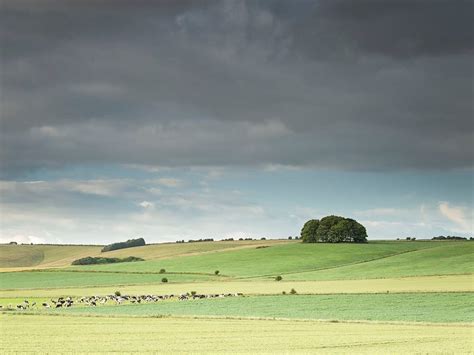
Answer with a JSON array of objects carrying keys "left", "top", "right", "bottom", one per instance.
[
  {"left": 406, "top": 237, "right": 411, "bottom": 241},
  {"left": 114, "top": 291, "right": 121, "bottom": 297},
  {"left": 282, "top": 291, "right": 286, "bottom": 295},
  {"left": 260, "top": 237, "right": 266, "bottom": 240},
  {"left": 161, "top": 278, "right": 168, "bottom": 283},
  {"left": 275, "top": 275, "right": 283, "bottom": 281},
  {"left": 159, "top": 269, "right": 166, "bottom": 274},
  {"left": 190, "top": 291, "right": 197, "bottom": 296},
  {"left": 101, "top": 238, "right": 145, "bottom": 252},
  {"left": 288, "top": 236, "right": 292, "bottom": 240},
  {"left": 290, "top": 288, "right": 297, "bottom": 295},
  {"left": 214, "top": 270, "right": 220, "bottom": 275}
]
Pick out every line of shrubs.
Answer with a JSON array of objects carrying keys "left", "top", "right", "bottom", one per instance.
[
  {"left": 71, "top": 256, "right": 144, "bottom": 265},
  {"left": 432, "top": 236, "right": 472, "bottom": 241},
  {"left": 101, "top": 238, "right": 145, "bottom": 252}
]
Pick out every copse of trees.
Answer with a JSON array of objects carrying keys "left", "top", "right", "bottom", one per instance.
[
  {"left": 71, "top": 256, "right": 144, "bottom": 265},
  {"left": 432, "top": 235, "right": 469, "bottom": 241},
  {"left": 101, "top": 238, "right": 145, "bottom": 252},
  {"left": 301, "top": 215, "right": 367, "bottom": 243}
]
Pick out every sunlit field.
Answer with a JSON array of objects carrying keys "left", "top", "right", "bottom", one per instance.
[{"left": 1, "top": 240, "right": 473, "bottom": 353}]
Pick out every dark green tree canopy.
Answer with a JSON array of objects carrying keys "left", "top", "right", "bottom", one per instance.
[
  {"left": 301, "top": 216, "right": 367, "bottom": 243},
  {"left": 300, "top": 219, "right": 320, "bottom": 243}
]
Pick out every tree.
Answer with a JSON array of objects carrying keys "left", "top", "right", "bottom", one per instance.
[
  {"left": 301, "top": 219, "right": 320, "bottom": 243},
  {"left": 301, "top": 215, "right": 367, "bottom": 243}
]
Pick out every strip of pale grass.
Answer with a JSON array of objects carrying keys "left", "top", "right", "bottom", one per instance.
[
  {"left": 0, "top": 275, "right": 471, "bottom": 299},
  {"left": 1, "top": 314, "right": 471, "bottom": 353}
]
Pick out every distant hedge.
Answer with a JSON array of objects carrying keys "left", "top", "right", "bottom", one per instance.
[
  {"left": 71, "top": 256, "right": 144, "bottom": 265},
  {"left": 101, "top": 238, "right": 145, "bottom": 252}
]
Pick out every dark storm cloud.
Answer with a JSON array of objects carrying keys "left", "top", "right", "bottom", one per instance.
[{"left": 1, "top": 0, "right": 473, "bottom": 176}]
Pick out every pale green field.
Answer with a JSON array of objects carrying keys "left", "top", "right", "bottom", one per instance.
[
  {"left": 0, "top": 274, "right": 471, "bottom": 299},
  {"left": 1, "top": 314, "right": 472, "bottom": 354},
  {"left": 0, "top": 245, "right": 102, "bottom": 269}
]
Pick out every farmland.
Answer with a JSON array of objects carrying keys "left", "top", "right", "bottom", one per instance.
[{"left": 1, "top": 240, "right": 473, "bottom": 353}]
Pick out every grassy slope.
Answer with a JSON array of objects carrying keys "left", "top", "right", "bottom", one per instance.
[
  {"left": 58, "top": 293, "right": 474, "bottom": 323},
  {"left": 284, "top": 242, "right": 474, "bottom": 281},
  {"left": 104, "top": 239, "right": 291, "bottom": 260},
  {"left": 70, "top": 241, "right": 443, "bottom": 277},
  {"left": 0, "top": 240, "right": 290, "bottom": 271},
  {"left": 0, "top": 245, "right": 102, "bottom": 269},
  {"left": 1, "top": 314, "right": 471, "bottom": 354}
]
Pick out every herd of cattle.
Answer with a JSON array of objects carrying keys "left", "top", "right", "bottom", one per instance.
[{"left": 2, "top": 292, "right": 244, "bottom": 310}]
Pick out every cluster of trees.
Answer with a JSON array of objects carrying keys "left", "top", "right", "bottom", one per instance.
[
  {"left": 187, "top": 238, "right": 214, "bottom": 243},
  {"left": 432, "top": 235, "right": 471, "bottom": 241},
  {"left": 101, "top": 238, "right": 145, "bottom": 252},
  {"left": 71, "top": 256, "right": 144, "bottom": 265},
  {"left": 301, "top": 215, "right": 368, "bottom": 243}
]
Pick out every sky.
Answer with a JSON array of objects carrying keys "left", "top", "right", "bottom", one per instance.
[{"left": 0, "top": 0, "right": 473, "bottom": 244}]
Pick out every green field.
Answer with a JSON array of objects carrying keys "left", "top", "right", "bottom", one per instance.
[
  {"left": 1, "top": 240, "right": 473, "bottom": 353},
  {"left": 68, "top": 241, "right": 455, "bottom": 278},
  {"left": 56, "top": 293, "right": 474, "bottom": 323},
  {"left": 0, "top": 270, "right": 219, "bottom": 289}
]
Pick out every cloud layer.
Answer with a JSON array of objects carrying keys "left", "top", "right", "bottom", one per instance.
[{"left": 1, "top": 0, "right": 473, "bottom": 176}]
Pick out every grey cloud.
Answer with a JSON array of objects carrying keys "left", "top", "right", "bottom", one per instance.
[{"left": 1, "top": 0, "right": 473, "bottom": 176}]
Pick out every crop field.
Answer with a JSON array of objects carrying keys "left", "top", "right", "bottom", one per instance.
[
  {"left": 1, "top": 240, "right": 473, "bottom": 353},
  {"left": 2, "top": 314, "right": 471, "bottom": 354}
]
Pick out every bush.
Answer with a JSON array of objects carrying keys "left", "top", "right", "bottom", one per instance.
[
  {"left": 290, "top": 288, "right": 297, "bottom": 295},
  {"left": 114, "top": 291, "right": 121, "bottom": 297},
  {"left": 288, "top": 236, "right": 292, "bottom": 240},
  {"left": 159, "top": 269, "right": 166, "bottom": 274},
  {"left": 214, "top": 270, "right": 220, "bottom": 275},
  {"left": 275, "top": 275, "right": 283, "bottom": 281},
  {"left": 261, "top": 237, "right": 266, "bottom": 240},
  {"left": 190, "top": 291, "right": 197, "bottom": 296},
  {"left": 71, "top": 256, "right": 144, "bottom": 265},
  {"left": 282, "top": 291, "right": 286, "bottom": 295},
  {"left": 406, "top": 237, "right": 411, "bottom": 241},
  {"left": 101, "top": 238, "right": 145, "bottom": 252},
  {"left": 161, "top": 278, "right": 168, "bottom": 283}
]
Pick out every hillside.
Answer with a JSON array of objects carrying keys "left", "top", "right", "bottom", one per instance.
[
  {"left": 0, "top": 239, "right": 290, "bottom": 271},
  {"left": 69, "top": 241, "right": 466, "bottom": 279}
]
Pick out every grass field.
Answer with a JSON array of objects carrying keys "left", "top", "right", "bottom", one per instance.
[
  {"left": 0, "top": 270, "right": 219, "bottom": 289},
  {"left": 0, "top": 240, "right": 291, "bottom": 271},
  {"left": 56, "top": 293, "right": 474, "bottom": 323},
  {"left": 1, "top": 240, "right": 473, "bottom": 353},
  {"left": 1, "top": 314, "right": 471, "bottom": 354},
  {"left": 69, "top": 241, "right": 455, "bottom": 278}
]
